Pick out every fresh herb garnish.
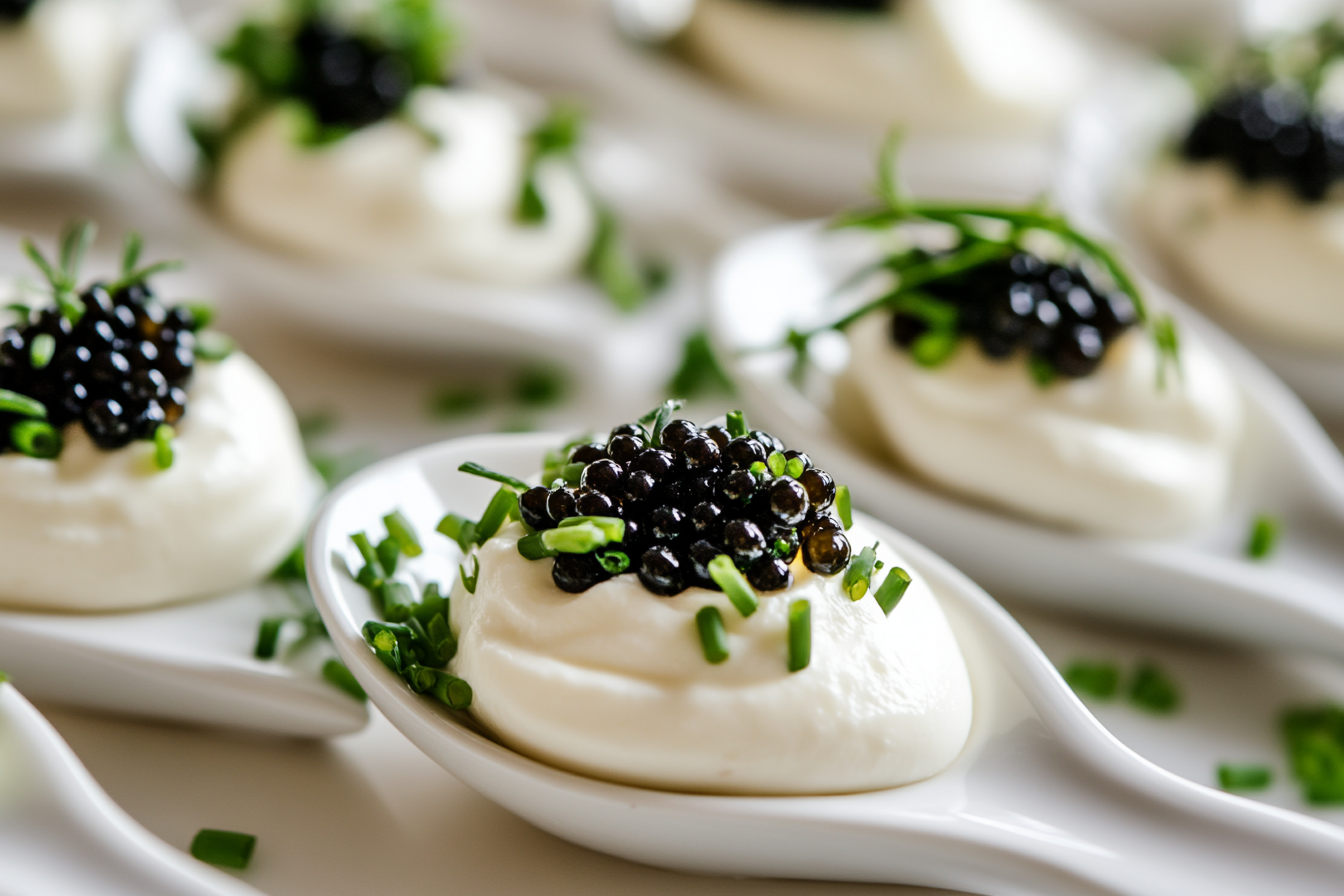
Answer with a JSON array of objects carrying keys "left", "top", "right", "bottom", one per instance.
[
  {"left": 708, "top": 554, "right": 759, "bottom": 617},
  {"left": 1282, "top": 703, "right": 1344, "bottom": 804},
  {"left": 1246, "top": 513, "right": 1281, "bottom": 561},
  {"left": 696, "top": 605, "right": 729, "bottom": 664},
  {"left": 1129, "top": 661, "right": 1180, "bottom": 714},
  {"left": 872, "top": 566, "right": 911, "bottom": 615},
  {"left": 787, "top": 599, "right": 811, "bottom": 672},
  {"left": 322, "top": 658, "right": 366, "bottom": 700},
  {"left": 1217, "top": 763, "right": 1272, "bottom": 792},
  {"left": 1063, "top": 660, "right": 1121, "bottom": 699},
  {"left": 153, "top": 424, "right": 175, "bottom": 470},
  {"left": 190, "top": 829, "right": 257, "bottom": 869},
  {"left": 667, "top": 329, "right": 735, "bottom": 399}
]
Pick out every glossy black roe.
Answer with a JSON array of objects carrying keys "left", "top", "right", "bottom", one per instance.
[
  {"left": 552, "top": 552, "right": 610, "bottom": 593},
  {"left": 293, "top": 21, "right": 415, "bottom": 130},
  {"left": 748, "top": 556, "right": 793, "bottom": 592},
  {"left": 1183, "top": 84, "right": 1344, "bottom": 202},
  {"left": 0, "top": 282, "right": 201, "bottom": 452},
  {"left": 893, "top": 252, "right": 1137, "bottom": 380},
  {"left": 638, "top": 546, "right": 684, "bottom": 596},
  {"left": 520, "top": 486, "right": 554, "bottom": 530},
  {"left": 750, "top": 0, "right": 887, "bottom": 11},
  {"left": 0, "top": 0, "right": 36, "bottom": 22}
]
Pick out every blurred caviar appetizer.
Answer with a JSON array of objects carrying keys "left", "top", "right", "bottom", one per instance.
[
  {"left": 789, "top": 139, "right": 1244, "bottom": 537},
  {"left": 349, "top": 403, "right": 971, "bottom": 794},
  {"left": 1138, "top": 19, "right": 1344, "bottom": 350},
  {"left": 0, "top": 222, "right": 311, "bottom": 610},
  {"left": 190, "top": 0, "right": 657, "bottom": 307},
  {"left": 670, "top": 0, "right": 1095, "bottom": 136}
]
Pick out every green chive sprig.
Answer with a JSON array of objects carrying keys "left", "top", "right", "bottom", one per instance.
[
  {"left": 11, "top": 420, "right": 61, "bottom": 459},
  {"left": 1246, "top": 514, "right": 1281, "bottom": 561},
  {"left": 322, "top": 658, "right": 366, "bottom": 700},
  {"left": 842, "top": 543, "right": 882, "bottom": 601},
  {"left": 0, "top": 388, "right": 45, "bottom": 418},
  {"left": 787, "top": 599, "right": 811, "bottom": 673},
  {"left": 153, "top": 424, "right": 175, "bottom": 470},
  {"left": 835, "top": 485, "right": 853, "bottom": 530},
  {"left": 873, "top": 566, "right": 911, "bottom": 615},
  {"left": 1218, "top": 763, "right": 1272, "bottom": 792},
  {"left": 457, "top": 461, "right": 530, "bottom": 492},
  {"left": 696, "top": 606, "right": 729, "bottom": 664},
  {"left": 190, "top": 829, "right": 256, "bottom": 870},
  {"left": 708, "top": 554, "right": 759, "bottom": 617}
]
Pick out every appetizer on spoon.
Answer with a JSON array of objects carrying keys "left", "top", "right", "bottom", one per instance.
[
  {"left": 709, "top": 138, "right": 1344, "bottom": 657},
  {"left": 308, "top": 428, "right": 1344, "bottom": 896}
]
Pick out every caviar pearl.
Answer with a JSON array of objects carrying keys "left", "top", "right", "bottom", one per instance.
[
  {"left": 803, "top": 528, "right": 851, "bottom": 576},
  {"left": 767, "top": 478, "right": 810, "bottom": 526},
  {"left": 520, "top": 486, "right": 553, "bottom": 530},
  {"left": 723, "top": 518, "right": 767, "bottom": 563},
  {"left": 638, "top": 546, "right": 685, "bottom": 596},
  {"left": 552, "top": 552, "right": 610, "bottom": 594},
  {"left": 546, "top": 487, "right": 577, "bottom": 522},
  {"left": 581, "top": 458, "right": 623, "bottom": 495},
  {"left": 748, "top": 556, "right": 793, "bottom": 592}
]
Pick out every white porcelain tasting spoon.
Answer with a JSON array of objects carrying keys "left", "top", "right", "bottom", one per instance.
[
  {"left": 307, "top": 433, "right": 1344, "bottom": 896},
  {"left": 708, "top": 222, "right": 1344, "bottom": 660},
  {"left": 0, "top": 682, "right": 261, "bottom": 896}
]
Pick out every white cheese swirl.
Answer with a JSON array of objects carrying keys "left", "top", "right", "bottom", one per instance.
[
  {"left": 847, "top": 313, "right": 1243, "bottom": 537},
  {"left": 681, "top": 0, "right": 1094, "bottom": 135},
  {"left": 215, "top": 87, "right": 595, "bottom": 285},
  {"left": 0, "top": 353, "right": 315, "bottom": 611},
  {"left": 451, "top": 519, "right": 972, "bottom": 795},
  {"left": 0, "top": 0, "right": 127, "bottom": 122},
  {"left": 1138, "top": 159, "right": 1344, "bottom": 350}
]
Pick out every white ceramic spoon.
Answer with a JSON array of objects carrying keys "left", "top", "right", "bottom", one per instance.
[
  {"left": 1054, "top": 61, "right": 1344, "bottom": 420},
  {"left": 120, "top": 24, "right": 770, "bottom": 399},
  {"left": 0, "top": 681, "right": 262, "bottom": 895},
  {"left": 707, "top": 222, "right": 1344, "bottom": 659},
  {"left": 305, "top": 432, "right": 1344, "bottom": 896}
]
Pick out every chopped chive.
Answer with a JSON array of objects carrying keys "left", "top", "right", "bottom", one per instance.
[
  {"left": 194, "top": 331, "right": 235, "bottom": 361},
  {"left": 766, "top": 451, "right": 786, "bottom": 477},
  {"left": 1028, "top": 355, "right": 1056, "bottom": 388},
  {"left": 414, "top": 582, "right": 447, "bottom": 627},
  {"left": 29, "top": 332, "right": 54, "bottom": 369},
  {"left": 355, "top": 563, "right": 382, "bottom": 591},
  {"left": 667, "top": 330, "right": 735, "bottom": 399},
  {"left": 726, "top": 410, "right": 748, "bottom": 438},
  {"left": 403, "top": 663, "right": 439, "bottom": 693},
  {"left": 557, "top": 515, "right": 625, "bottom": 542},
  {"left": 382, "top": 509, "right": 422, "bottom": 557},
  {"left": 120, "top": 230, "right": 142, "bottom": 275},
  {"left": 541, "top": 521, "right": 613, "bottom": 553},
  {"left": 842, "top": 543, "right": 881, "bottom": 601},
  {"left": 787, "top": 599, "right": 811, "bottom": 672},
  {"left": 708, "top": 555, "right": 758, "bottom": 617},
  {"left": 459, "top": 555, "right": 479, "bottom": 594},
  {"left": 785, "top": 457, "right": 805, "bottom": 479},
  {"left": 426, "top": 613, "right": 457, "bottom": 663},
  {"left": 270, "top": 543, "right": 305, "bottom": 582},
  {"left": 695, "top": 605, "right": 729, "bottom": 663},
  {"left": 11, "top": 420, "right": 61, "bottom": 459},
  {"left": 153, "top": 424, "right": 174, "bottom": 470},
  {"left": 378, "top": 581, "right": 416, "bottom": 622},
  {"left": 511, "top": 364, "right": 568, "bottom": 408},
  {"left": 1218, "top": 763, "right": 1272, "bottom": 792},
  {"left": 5, "top": 302, "right": 30, "bottom": 320},
  {"left": 375, "top": 536, "right": 400, "bottom": 576},
  {"left": 1062, "top": 660, "right": 1120, "bottom": 699},
  {"left": 190, "top": 829, "right": 256, "bottom": 870},
  {"left": 253, "top": 616, "right": 287, "bottom": 659},
  {"left": 873, "top": 566, "right": 911, "bottom": 615},
  {"left": 597, "top": 550, "right": 630, "bottom": 574},
  {"left": 1282, "top": 703, "right": 1344, "bottom": 804},
  {"left": 179, "top": 300, "right": 215, "bottom": 331},
  {"left": 0, "top": 388, "right": 46, "bottom": 418},
  {"left": 517, "top": 532, "right": 558, "bottom": 559},
  {"left": 429, "top": 671, "right": 472, "bottom": 709},
  {"left": 641, "top": 399, "right": 684, "bottom": 446},
  {"left": 429, "top": 384, "right": 489, "bottom": 419},
  {"left": 58, "top": 220, "right": 96, "bottom": 287},
  {"left": 322, "top": 658, "right": 366, "bottom": 700},
  {"left": 1153, "top": 313, "right": 1181, "bottom": 392},
  {"left": 366, "top": 626, "right": 402, "bottom": 672},
  {"left": 749, "top": 460, "right": 767, "bottom": 480},
  {"left": 1246, "top": 514, "right": 1281, "bottom": 561},
  {"left": 561, "top": 462, "right": 586, "bottom": 485},
  {"left": 475, "top": 486, "right": 520, "bottom": 544},
  {"left": 350, "top": 531, "right": 380, "bottom": 570},
  {"left": 436, "top": 513, "right": 478, "bottom": 553},
  {"left": 1129, "top": 662, "right": 1179, "bottom": 714},
  {"left": 835, "top": 485, "right": 853, "bottom": 530},
  {"left": 910, "top": 329, "right": 959, "bottom": 367},
  {"left": 456, "top": 461, "right": 530, "bottom": 492}
]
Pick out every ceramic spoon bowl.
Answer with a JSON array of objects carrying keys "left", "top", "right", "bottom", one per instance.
[
  {"left": 0, "top": 682, "right": 262, "bottom": 895},
  {"left": 306, "top": 433, "right": 1344, "bottom": 896},
  {"left": 707, "top": 221, "right": 1344, "bottom": 659}
]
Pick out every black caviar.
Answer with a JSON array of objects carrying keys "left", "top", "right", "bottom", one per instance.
[
  {"left": 1182, "top": 84, "right": 1344, "bottom": 202},
  {"left": 0, "top": 0, "right": 36, "bottom": 22},
  {"left": 292, "top": 21, "right": 416, "bottom": 130},
  {"left": 523, "top": 417, "right": 851, "bottom": 597},
  {"left": 891, "top": 250, "right": 1138, "bottom": 379},
  {"left": 0, "top": 282, "right": 204, "bottom": 452},
  {"left": 752, "top": 0, "right": 888, "bottom": 11}
]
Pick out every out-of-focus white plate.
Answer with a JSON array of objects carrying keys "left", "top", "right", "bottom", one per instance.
[
  {"left": 708, "top": 221, "right": 1344, "bottom": 659},
  {"left": 123, "top": 24, "right": 774, "bottom": 399},
  {"left": 0, "top": 681, "right": 264, "bottom": 894},
  {"left": 1054, "top": 62, "right": 1344, "bottom": 420}
]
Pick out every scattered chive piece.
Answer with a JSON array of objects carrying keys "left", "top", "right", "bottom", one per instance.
[
  {"left": 726, "top": 410, "right": 748, "bottom": 438},
  {"left": 640, "top": 399, "right": 684, "bottom": 446},
  {"left": 749, "top": 460, "right": 767, "bottom": 479},
  {"left": 873, "top": 566, "right": 911, "bottom": 615},
  {"left": 512, "top": 364, "right": 568, "bottom": 408},
  {"left": 1218, "top": 763, "right": 1272, "bottom": 792},
  {"left": 1063, "top": 661, "right": 1121, "bottom": 700},
  {"left": 271, "top": 543, "right": 304, "bottom": 582},
  {"left": 426, "top": 614, "right": 457, "bottom": 663},
  {"left": 517, "top": 531, "right": 559, "bottom": 559},
  {"left": 429, "top": 384, "right": 489, "bottom": 419},
  {"left": 378, "top": 581, "right": 416, "bottom": 622},
  {"left": 366, "top": 626, "right": 401, "bottom": 672},
  {"left": 1129, "top": 662, "right": 1179, "bottom": 714},
  {"left": 190, "top": 829, "right": 256, "bottom": 870},
  {"left": 322, "top": 658, "right": 366, "bottom": 701},
  {"left": 382, "top": 509, "right": 423, "bottom": 557},
  {"left": 541, "top": 521, "right": 613, "bottom": 553},
  {"left": 180, "top": 300, "right": 215, "bottom": 330},
  {"left": 1246, "top": 514, "right": 1281, "bottom": 561},
  {"left": 1028, "top": 355, "right": 1056, "bottom": 388},
  {"left": 597, "top": 550, "right": 630, "bottom": 574},
  {"left": 121, "top": 230, "right": 142, "bottom": 275},
  {"left": 787, "top": 599, "right": 811, "bottom": 673},
  {"left": 194, "top": 331, "right": 236, "bottom": 361},
  {"left": 708, "top": 554, "right": 758, "bottom": 617},
  {"left": 835, "top": 485, "right": 853, "bottom": 530},
  {"left": 667, "top": 329, "right": 735, "bottom": 399},
  {"left": 253, "top": 616, "right": 286, "bottom": 659},
  {"left": 29, "top": 332, "right": 54, "bottom": 369},
  {"left": 785, "top": 457, "right": 805, "bottom": 479},
  {"left": 695, "top": 605, "right": 729, "bottom": 664},
  {"left": 1282, "top": 704, "right": 1344, "bottom": 805},
  {"left": 0, "top": 670, "right": 7, "bottom": 684},
  {"left": 557, "top": 515, "right": 626, "bottom": 542},
  {"left": 375, "top": 536, "right": 400, "bottom": 577},
  {"left": 475, "top": 487, "right": 520, "bottom": 544},
  {"left": 561, "top": 462, "right": 586, "bottom": 485},
  {"left": 153, "top": 424, "right": 175, "bottom": 470},
  {"left": 0, "top": 388, "right": 45, "bottom": 418},
  {"left": 430, "top": 670, "right": 473, "bottom": 709},
  {"left": 457, "top": 461, "right": 530, "bottom": 492},
  {"left": 766, "top": 451, "right": 786, "bottom": 477},
  {"left": 1153, "top": 313, "right": 1181, "bottom": 392},
  {"left": 842, "top": 543, "right": 881, "bottom": 601},
  {"left": 11, "top": 420, "right": 61, "bottom": 459},
  {"left": 459, "top": 555, "right": 479, "bottom": 594},
  {"left": 436, "top": 513, "right": 478, "bottom": 553},
  {"left": 403, "top": 663, "right": 438, "bottom": 693},
  {"left": 350, "top": 531, "right": 380, "bottom": 571}
]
